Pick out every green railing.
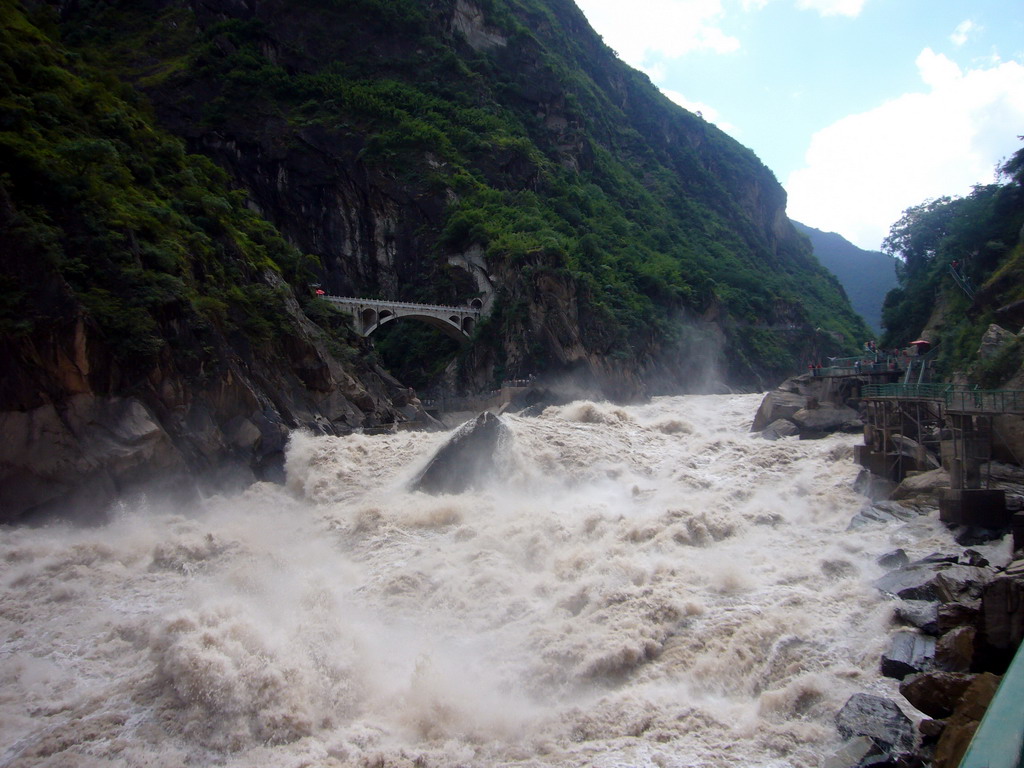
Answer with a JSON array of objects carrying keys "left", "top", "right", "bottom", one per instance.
[
  {"left": 958, "top": 638, "right": 1024, "bottom": 768},
  {"left": 861, "top": 385, "right": 1024, "bottom": 414},
  {"left": 862, "top": 383, "right": 952, "bottom": 400},
  {"left": 946, "top": 389, "right": 1024, "bottom": 414}
]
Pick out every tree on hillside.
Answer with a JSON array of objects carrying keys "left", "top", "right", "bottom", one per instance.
[{"left": 878, "top": 141, "right": 1024, "bottom": 366}]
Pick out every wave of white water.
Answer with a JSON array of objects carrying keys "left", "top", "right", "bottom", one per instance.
[{"left": 0, "top": 394, "right": 959, "bottom": 767}]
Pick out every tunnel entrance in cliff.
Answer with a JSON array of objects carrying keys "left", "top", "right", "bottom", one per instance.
[{"left": 372, "top": 318, "right": 461, "bottom": 391}]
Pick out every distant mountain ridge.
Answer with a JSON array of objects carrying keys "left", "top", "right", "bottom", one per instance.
[{"left": 793, "top": 222, "right": 898, "bottom": 335}]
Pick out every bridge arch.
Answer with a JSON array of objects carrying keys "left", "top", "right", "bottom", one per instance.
[
  {"left": 320, "top": 295, "right": 483, "bottom": 344},
  {"left": 367, "top": 312, "right": 470, "bottom": 343}
]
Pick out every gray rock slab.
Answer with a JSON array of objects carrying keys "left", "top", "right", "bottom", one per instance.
[
  {"left": 881, "top": 631, "right": 936, "bottom": 679},
  {"left": 835, "top": 693, "right": 915, "bottom": 753}
]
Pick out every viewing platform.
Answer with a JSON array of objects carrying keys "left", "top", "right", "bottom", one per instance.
[{"left": 857, "top": 384, "right": 1024, "bottom": 529}]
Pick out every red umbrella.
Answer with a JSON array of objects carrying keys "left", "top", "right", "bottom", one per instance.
[
  {"left": 908, "top": 339, "right": 930, "bottom": 345},
  {"left": 315, "top": 289, "right": 325, "bottom": 296}
]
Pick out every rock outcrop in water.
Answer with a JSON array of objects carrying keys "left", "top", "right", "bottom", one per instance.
[
  {"left": 412, "top": 412, "right": 509, "bottom": 494},
  {"left": 751, "top": 372, "right": 863, "bottom": 439}
]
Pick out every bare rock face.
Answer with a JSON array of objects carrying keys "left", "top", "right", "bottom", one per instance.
[
  {"left": 412, "top": 412, "right": 509, "bottom": 494},
  {"left": 0, "top": 285, "right": 415, "bottom": 523},
  {"left": 977, "top": 323, "right": 1016, "bottom": 360},
  {"left": 0, "top": 395, "right": 185, "bottom": 521}
]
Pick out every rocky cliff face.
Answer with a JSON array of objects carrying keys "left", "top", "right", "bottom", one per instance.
[
  {"left": 0, "top": 0, "right": 869, "bottom": 520},
  {"left": 61, "top": 0, "right": 862, "bottom": 389},
  {"left": 0, "top": 259, "right": 418, "bottom": 522}
]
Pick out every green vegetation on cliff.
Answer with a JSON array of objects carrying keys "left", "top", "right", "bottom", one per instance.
[
  {"left": 879, "top": 142, "right": 1024, "bottom": 382},
  {"left": 0, "top": 0, "right": 338, "bottom": 391},
  {"left": 4, "top": 0, "right": 870, "bottom": 400},
  {"left": 51, "top": 0, "right": 866, "bottom": 388}
]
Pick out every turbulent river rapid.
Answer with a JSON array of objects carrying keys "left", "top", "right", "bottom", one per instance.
[{"left": 0, "top": 394, "right": 962, "bottom": 767}]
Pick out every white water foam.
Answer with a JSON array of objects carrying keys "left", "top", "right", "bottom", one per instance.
[{"left": 0, "top": 394, "right": 958, "bottom": 767}]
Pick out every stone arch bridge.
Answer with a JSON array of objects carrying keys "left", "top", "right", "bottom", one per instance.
[{"left": 321, "top": 295, "right": 483, "bottom": 343}]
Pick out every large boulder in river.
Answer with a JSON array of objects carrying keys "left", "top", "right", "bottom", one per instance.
[
  {"left": 791, "top": 403, "right": 862, "bottom": 438},
  {"left": 892, "top": 468, "right": 950, "bottom": 501},
  {"left": 412, "top": 412, "right": 509, "bottom": 494},
  {"left": 751, "top": 390, "right": 807, "bottom": 431}
]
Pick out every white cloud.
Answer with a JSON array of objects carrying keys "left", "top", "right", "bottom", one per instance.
[
  {"left": 795, "top": 0, "right": 867, "bottom": 17},
  {"left": 950, "top": 19, "right": 979, "bottom": 47},
  {"left": 785, "top": 50, "right": 1024, "bottom": 250},
  {"left": 573, "top": 0, "right": 739, "bottom": 70},
  {"left": 661, "top": 88, "right": 741, "bottom": 134}
]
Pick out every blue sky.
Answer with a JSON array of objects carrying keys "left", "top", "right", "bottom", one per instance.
[{"left": 573, "top": 0, "right": 1024, "bottom": 250}]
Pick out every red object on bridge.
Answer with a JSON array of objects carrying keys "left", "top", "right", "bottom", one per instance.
[{"left": 315, "top": 289, "right": 325, "bottom": 295}]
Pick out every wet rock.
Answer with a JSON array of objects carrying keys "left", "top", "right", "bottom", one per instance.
[
  {"left": 934, "top": 626, "right": 976, "bottom": 673},
  {"left": 892, "top": 469, "right": 950, "bottom": 501},
  {"left": 835, "top": 693, "right": 915, "bottom": 754},
  {"left": 822, "top": 736, "right": 885, "bottom": 768},
  {"left": 849, "top": 502, "right": 922, "bottom": 530},
  {"left": 760, "top": 418, "right": 799, "bottom": 440},
  {"left": 412, "top": 412, "right": 509, "bottom": 494},
  {"left": 751, "top": 390, "right": 807, "bottom": 431},
  {"left": 931, "top": 673, "right": 1001, "bottom": 768},
  {"left": 878, "top": 549, "right": 910, "bottom": 570},
  {"left": 918, "top": 717, "right": 946, "bottom": 744},
  {"left": 953, "top": 526, "right": 1009, "bottom": 546},
  {"left": 791, "top": 403, "right": 862, "bottom": 438},
  {"left": 881, "top": 632, "right": 936, "bottom": 679},
  {"left": 980, "top": 571, "right": 1024, "bottom": 666},
  {"left": 894, "top": 600, "right": 939, "bottom": 635},
  {"left": 0, "top": 394, "right": 186, "bottom": 523},
  {"left": 937, "top": 602, "right": 981, "bottom": 633},
  {"left": 899, "top": 672, "right": 975, "bottom": 718},
  {"left": 873, "top": 563, "right": 991, "bottom": 603},
  {"left": 855, "top": 469, "right": 899, "bottom": 502},
  {"left": 958, "top": 549, "right": 990, "bottom": 568}
]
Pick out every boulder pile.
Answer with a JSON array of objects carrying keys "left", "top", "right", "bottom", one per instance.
[{"left": 827, "top": 490, "right": 1024, "bottom": 768}]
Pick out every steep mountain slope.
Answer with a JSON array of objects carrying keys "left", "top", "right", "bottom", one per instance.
[
  {"left": 59, "top": 0, "right": 867, "bottom": 387},
  {"left": 0, "top": 1, "right": 418, "bottom": 521},
  {"left": 0, "top": 0, "right": 870, "bottom": 519},
  {"left": 793, "top": 221, "right": 899, "bottom": 335}
]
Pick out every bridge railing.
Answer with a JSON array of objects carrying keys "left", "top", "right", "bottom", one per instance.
[{"left": 321, "top": 295, "right": 480, "bottom": 315}]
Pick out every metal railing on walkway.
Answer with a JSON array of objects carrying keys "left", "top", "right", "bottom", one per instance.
[
  {"left": 862, "top": 383, "right": 952, "bottom": 400},
  {"left": 946, "top": 389, "right": 1024, "bottom": 414},
  {"left": 861, "top": 385, "right": 1024, "bottom": 414}
]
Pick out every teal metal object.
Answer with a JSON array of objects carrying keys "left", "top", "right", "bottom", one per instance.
[
  {"left": 862, "top": 383, "right": 951, "bottom": 400},
  {"left": 946, "top": 389, "right": 1024, "bottom": 414},
  {"left": 959, "top": 640, "right": 1024, "bottom": 768}
]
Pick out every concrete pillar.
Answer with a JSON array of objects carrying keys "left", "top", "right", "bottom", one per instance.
[{"left": 950, "top": 459, "right": 963, "bottom": 490}]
